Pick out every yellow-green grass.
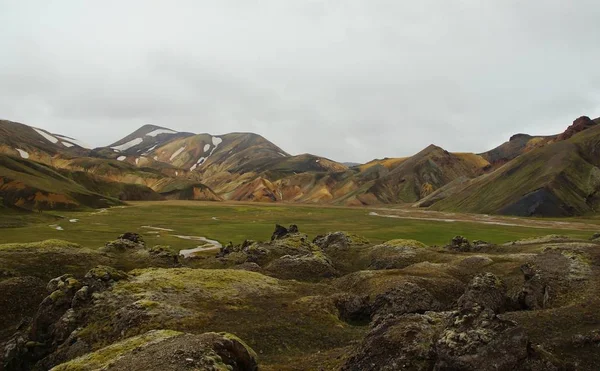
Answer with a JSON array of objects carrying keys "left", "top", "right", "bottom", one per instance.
[{"left": 0, "top": 201, "right": 596, "bottom": 252}]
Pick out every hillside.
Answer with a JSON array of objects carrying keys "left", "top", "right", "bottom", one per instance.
[
  {"left": 3, "top": 115, "right": 600, "bottom": 215},
  {"left": 0, "top": 154, "right": 123, "bottom": 210},
  {"left": 93, "top": 124, "right": 194, "bottom": 159},
  {"left": 360, "top": 145, "right": 490, "bottom": 203},
  {"left": 431, "top": 124, "right": 600, "bottom": 216},
  {"left": 0, "top": 120, "right": 89, "bottom": 165},
  {"left": 479, "top": 116, "right": 600, "bottom": 168}
]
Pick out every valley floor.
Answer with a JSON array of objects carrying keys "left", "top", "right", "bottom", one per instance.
[
  {"left": 2, "top": 201, "right": 600, "bottom": 370},
  {"left": 1, "top": 201, "right": 597, "bottom": 252}
]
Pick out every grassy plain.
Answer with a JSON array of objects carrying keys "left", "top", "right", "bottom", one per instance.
[{"left": 1, "top": 201, "right": 597, "bottom": 251}]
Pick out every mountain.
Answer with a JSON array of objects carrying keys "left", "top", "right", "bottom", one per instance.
[
  {"left": 93, "top": 124, "right": 194, "bottom": 158},
  {"left": 479, "top": 133, "right": 556, "bottom": 168},
  {"left": 479, "top": 116, "right": 600, "bottom": 168},
  {"left": 358, "top": 145, "right": 490, "bottom": 204},
  {"left": 0, "top": 154, "right": 124, "bottom": 210},
  {"left": 3, "top": 115, "right": 600, "bottom": 216},
  {"left": 0, "top": 120, "right": 89, "bottom": 164},
  {"left": 431, "top": 122, "right": 600, "bottom": 216}
]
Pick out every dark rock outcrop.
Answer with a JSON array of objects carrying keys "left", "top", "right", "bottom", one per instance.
[
  {"left": 371, "top": 282, "right": 442, "bottom": 325},
  {"left": 343, "top": 273, "right": 561, "bottom": 371},
  {"left": 558, "top": 116, "right": 596, "bottom": 141},
  {"left": 457, "top": 272, "right": 508, "bottom": 313},
  {"left": 2, "top": 266, "right": 128, "bottom": 371},
  {"left": 265, "top": 254, "right": 337, "bottom": 281},
  {"left": 331, "top": 293, "right": 371, "bottom": 324},
  {"left": 342, "top": 312, "right": 448, "bottom": 371},
  {"left": 445, "top": 235, "right": 480, "bottom": 252},
  {"left": 434, "top": 306, "right": 530, "bottom": 370},
  {"left": 313, "top": 231, "right": 369, "bottom": 252},
  {"left": 271, "top": 224, "right": 299, "bottom": 240},
  {"left": 517, "top": 263, "right": 550, "bottom": 310},
  {"left": 104, "top": 233, "right": 145, "bottom": 251}
]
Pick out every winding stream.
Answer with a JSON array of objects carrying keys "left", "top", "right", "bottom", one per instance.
[{"left": 175, "top": 235, "right": 222, "bottom": 258}]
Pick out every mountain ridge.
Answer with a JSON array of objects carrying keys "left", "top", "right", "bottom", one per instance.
[{"left": 1, "top": 115, "right": 600, "bottom": 215}]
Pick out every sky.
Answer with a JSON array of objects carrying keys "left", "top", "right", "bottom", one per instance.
[{"left": 1, "top": 1, "right": 600, "bottom": 163}]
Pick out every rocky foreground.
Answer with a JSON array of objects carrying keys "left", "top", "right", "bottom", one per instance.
[{"left": 1, "top": 227, "right": 600, "bottom": 370}]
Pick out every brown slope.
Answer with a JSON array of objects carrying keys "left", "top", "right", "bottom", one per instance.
[
  {"left": 99, "top": 124, "right": 194, "bottom": 157},
  {"left": 431, "top": 124, "right": 600, "bottom": 216},
  {"left": 363, "top": 145, "right": 489, "bottom": 203},
  {"left": 0, "top": 154, "right": 123, "bottom": 210},
  {"left": 143, "top": 132, "right": 290, "bottom": 174},
  {"left": 480, "top": 116, "right": 599, "bottom": 168},
  {"left": 0, "top": 120, "right": 89, "bottom": 165}
]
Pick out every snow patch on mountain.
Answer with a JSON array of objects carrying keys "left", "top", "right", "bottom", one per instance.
[
  {"left": 33, "top": 128, "right": 59, "bottom": 144},
  {"left": 146, "top": 129, "right": 177, "bottom": 137},
  {"left": 117, "top": 156, "right": 127, "bottom": 161},
  {"left": 56, "top": 135, "right": 90, "bottom": 148},
  {"left": 204, "top": 144, "right": 211, "bottom": 152},
  {"left": 143, "top": 144, "right": 157, "bottom": 155},
  {"left": 16, "top": 149, "right": 29, "bottom": 159},
  {"left": 170, "top": 146, "right": 186, "bottom": 161},
  {"left": 62, "top": 141, "right": 74, "bottom": 147},
  {"left": 112, "top": 138, "right": 143, "bottom": 151}
]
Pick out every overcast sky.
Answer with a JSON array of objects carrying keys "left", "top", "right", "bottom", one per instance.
[{"left": 1, "top": 1, "right": 599, "bottom": 163}]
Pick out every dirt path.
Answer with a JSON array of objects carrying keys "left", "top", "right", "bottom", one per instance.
[{"left": 368, "top": 209, "right": 600, "bottom": 231}]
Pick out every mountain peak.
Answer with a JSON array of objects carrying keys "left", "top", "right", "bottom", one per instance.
[{"left": 557, "top": 116, "right": 597, "bottom": 141}]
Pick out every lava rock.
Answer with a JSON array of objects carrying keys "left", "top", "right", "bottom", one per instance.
[
  {"left": 271, "top": 224, "right": 299, "bottom": 240},
  {"left": 371, "top": 282, "right": 442, "bottom": 325},
  {"left": 457, "top": 272, "right": 508, "bottom": 313}
]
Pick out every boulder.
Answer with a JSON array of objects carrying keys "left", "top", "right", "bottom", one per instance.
[
  {"left": 313, "top": 231, "right": 369, "bottom": 252},
  {"left": 104, "top": 233, "right": 145, "bottom": 251},
  {"left": 434, "top": 306, "right": 529, "bottom": 370},
  {"left": 517, "top": 263, "right": 549, "bottom": 310},
  {"left": 371, "top": 282, "right": 441, "bottom": 325},
  {"left": 84, "top": 265, "right": 128, "bottom": 283},
  {"left": 271, "top": 224, "right": 299, "bottom": 240},
  {"left": 51, "top": 331, "right": 259, "bottom": 371},
  {"left": 331, "top": 293, "right": 371, "bottom": 324},
  {"left": 2, "top": 266, "right": 128, "bottom": 371},
  {"left": 265, "top": 254, "right": 337, "bottom": 281},
  {"left": 342, "top": 312, "right": 448, "bottom": 371},
  {"left": 368, "top": 239, "right": 427, "bottom": 270},
  {"left": 445, "top": 235, "right": 478, "bottom": 252},
  {"left": 557, "top": 116, "right": 596, "bottom": 141},
  {"left": 118, "top": 232, "right": 144, "bottom": 244},
  {"left": 457, "top": 272, "right": 508, "bottom": 313}
]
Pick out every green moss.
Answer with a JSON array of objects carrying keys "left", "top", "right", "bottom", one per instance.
[
  {"left": 384, "top": 239, "right": 427, "bottom": 248},
  {"left": 135, "top": 299, "right": 160, "bottom": 309},
  {"left": 219, "top": 332, "right": 259, "bottom": 360},
  {"left": 118, "top": 268, "right": 281, "bottom": 300},
  {"left": 49, "top": 290, "right": 66, "bottom": 301},
  {"left": 273, "top": 235, "right": 307, "bottom": 249},
  {"left": 346, "top": 233, "right": 370, "bottom": 245},
  {"left": 0, "top": 239, "right": 80, "bottom": 250},
  {"left": 51, "top": 330, "right": 182, "bottom": 371},
  {"left": 85, "top": 266, "right": 128, "bottom": 281}
]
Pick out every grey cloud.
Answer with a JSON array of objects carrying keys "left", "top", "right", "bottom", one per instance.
[{"left": 1, "top": 1, "right": 599, "bottom": 162}]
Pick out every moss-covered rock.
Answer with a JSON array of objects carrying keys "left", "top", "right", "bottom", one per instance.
[
  {"left": 0, "top": 240, "right": 80, "bottom": 250},
  {"left": 52, "top": 330, "right": 259, "bottom": 371},
  {"left": 265, "top": 254, "right": 338, "bottom": 281},
  {"left": 367, "top": 239, "right": 428, "bottom": 270},
  {"left": 84, "top": 266, "right": 128, "bottom": 282}
]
